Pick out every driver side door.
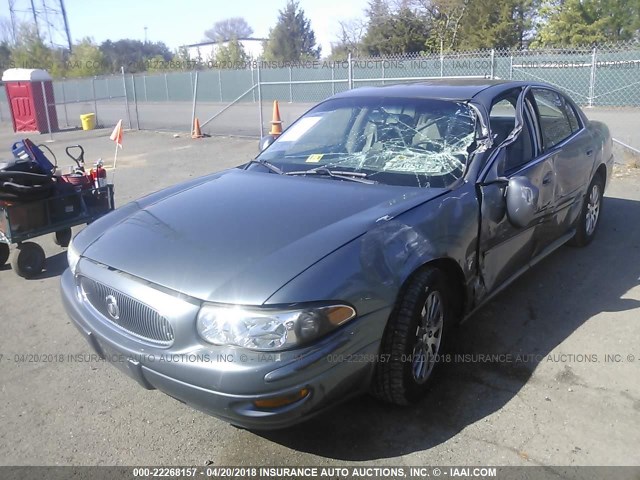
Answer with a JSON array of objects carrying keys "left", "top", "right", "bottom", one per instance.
[{"left": 476, "top": 88, "right": 556, "bottom": 295}]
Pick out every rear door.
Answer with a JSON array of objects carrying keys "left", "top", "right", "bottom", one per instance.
[
  {"left": 476, "top": 88, "right": 556, "bottom": 294},
  {"left": 529, "top": 88, "right": 594, "bottom": 235}
]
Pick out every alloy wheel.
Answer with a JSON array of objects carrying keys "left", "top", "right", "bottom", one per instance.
[
  {"left": 585, "top": 183, "right": 601, "bottom": 236},
  {"left": 412, "top": 290, "right": 444, "bottom": 384}
]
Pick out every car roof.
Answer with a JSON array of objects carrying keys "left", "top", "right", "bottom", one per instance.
[{"left": 330, "top": 78, "right": 551, "bottom": 107}]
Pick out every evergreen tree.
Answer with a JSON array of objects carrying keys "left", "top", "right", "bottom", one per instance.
[
  {"left": 456, "top": 0, "right": 535, "bottom": 49},
  {"left": 533, "top": 0, "right": 640, "bottom": 47},
  {"left": 263, "top": 1, "right": 321, "bottom": 62},
  {"left": 362, "top": 7, "right": 431, "bottom": 55}
]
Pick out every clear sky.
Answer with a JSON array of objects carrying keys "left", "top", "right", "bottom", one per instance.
[{"left": 1, "top": 0, "right": 369, "bottom": 55}]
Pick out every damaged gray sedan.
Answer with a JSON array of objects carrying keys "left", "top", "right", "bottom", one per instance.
[{"left": 61, "top": 79, "right": 613, "bottom": 429}]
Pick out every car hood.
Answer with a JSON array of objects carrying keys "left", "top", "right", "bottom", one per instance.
[{"left": 80, "top": 169, "right": 445, "bottom": 304}]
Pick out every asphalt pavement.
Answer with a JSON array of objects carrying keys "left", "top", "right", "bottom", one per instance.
[{"left": 0, "top": 125, "right": 638, "bottom": 466}]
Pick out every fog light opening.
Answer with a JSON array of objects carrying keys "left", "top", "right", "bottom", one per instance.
[{"left": 253, "top": 388, "right": 310, "bottom": 409}]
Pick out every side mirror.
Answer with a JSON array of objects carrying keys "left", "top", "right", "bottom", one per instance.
[
  {"left": 505, "top": 176, "right": 539, "bottom": 228},
  {"left": 259, "top": 135, "right": 277, "bottom": 151}
]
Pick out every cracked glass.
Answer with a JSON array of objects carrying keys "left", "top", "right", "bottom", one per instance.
[{"left": 256, "top": 97, "right": 479, "bottom": 188}]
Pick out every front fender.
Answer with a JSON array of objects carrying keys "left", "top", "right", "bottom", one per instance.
[{"left": 265, "top": 183, "right": 480, "bottom": 320}]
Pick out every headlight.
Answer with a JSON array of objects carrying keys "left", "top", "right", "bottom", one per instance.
[
  {"left": 67, "top": 240, "right": 80, "bottom": 275},
  {"left": 197, "top": 303, "right": 356, "bottom": 351}
]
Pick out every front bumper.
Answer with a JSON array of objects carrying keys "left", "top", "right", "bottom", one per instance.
[{"left": 60, "top": 267, "right": 389, "bottom": 429}]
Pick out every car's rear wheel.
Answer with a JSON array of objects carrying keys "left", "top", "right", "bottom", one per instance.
[
  {"left": 371, "top": 267, "right": 453, "bottom": 405},
  {"left": 568, "top": 173, "right": 604, "bottom": 247}
]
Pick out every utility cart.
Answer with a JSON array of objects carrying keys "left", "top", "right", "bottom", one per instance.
[
  {"left": 1, "top": 140, "right": 114, "bottom": 278},
  {"left": 0, "top": 184, "right": 114, "bottom": 278}
]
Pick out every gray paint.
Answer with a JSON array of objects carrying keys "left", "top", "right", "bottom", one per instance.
[{"left": 61, "top": 80, "right": 614, "bottom": 429}]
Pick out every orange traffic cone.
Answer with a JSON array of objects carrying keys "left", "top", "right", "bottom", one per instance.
[
  {"left": 192, "top": 117, "right": 203, "bottom": 139},
  {"left": 269, "top": 100, "right": 283, "bottom": 136}
]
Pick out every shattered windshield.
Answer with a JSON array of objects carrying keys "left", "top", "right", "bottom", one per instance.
[{"left": 256, "top": 96, "right": 477, "bottom": 188}]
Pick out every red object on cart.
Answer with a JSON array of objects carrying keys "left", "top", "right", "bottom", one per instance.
[
  {"left": 58, "top": 173, "right": 92, "bottom": 189},
  {"left": 2, "top": 69, "right": 59, "bottom": 134}
]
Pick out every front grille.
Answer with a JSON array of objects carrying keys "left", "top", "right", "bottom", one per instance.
[{"left": 79, "top": 276, "right": 174, "bottom": 346}]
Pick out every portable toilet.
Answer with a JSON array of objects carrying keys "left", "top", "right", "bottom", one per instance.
[{"left": 2, "top": 68, "right": 59, "bottom": 133}]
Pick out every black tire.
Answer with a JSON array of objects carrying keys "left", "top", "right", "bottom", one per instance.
[
  {"left": 0, "top": 242, "right": 9, "bottom": 266},
  {"left": 53, "top": 228, "right": 72, "bottom": 248},
  {"left": 568, "top": 173, "right": 604, "bottom": 247},
  {"left": 371, "top": 267, "right": 454, "bottom": 405},
  {"left": 11, "top": 242, "right": 46, "bottom": 278}
]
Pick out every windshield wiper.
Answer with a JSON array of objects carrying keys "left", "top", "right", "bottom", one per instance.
[
  {"left": 285, "top": 167, "right": 376, "bottom": 184},
  {"left": 246, "top": 159, "right": 284, "bottom": 175}
]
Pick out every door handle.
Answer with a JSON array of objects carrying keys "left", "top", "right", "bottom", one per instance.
[
  {"left": 542, "top": 172, "right": 553, "bottom": 185},
  {"left": 586, "top": 149, "right": 594, "bottom": 156}
]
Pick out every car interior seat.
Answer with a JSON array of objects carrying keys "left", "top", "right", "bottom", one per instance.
[{"left": 489, "top": 116, "right": 534, "bottom": 173}]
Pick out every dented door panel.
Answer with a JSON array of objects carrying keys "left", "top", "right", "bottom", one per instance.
[{"left": 476, "top": 86, "right": 556, "bottom": 295}]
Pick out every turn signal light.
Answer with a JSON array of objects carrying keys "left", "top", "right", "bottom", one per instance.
[{"left": 253, "top": 388, "right": 310, "bottom": 409}]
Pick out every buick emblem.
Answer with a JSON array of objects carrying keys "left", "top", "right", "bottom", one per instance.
[{"left": 105, "top": 295, "right": 120, "bottom": 320}]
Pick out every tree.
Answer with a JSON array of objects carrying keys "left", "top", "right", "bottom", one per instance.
[
  {"left": 0, "top": 42, "right": 11, "bottom": 68},
  {"left": 456, "top": 0, "right": 535, "bottom": 49},
  {"left": 214, "top": 38, "right": 249, "bottom": 66},
  {"left": 205, "top": 17, "right": 253, "bottom": 42},
  {"left": 170, "top": 46, "right": 193, "bottom": 70},
  {"left": 367, "top": 0, "right": 392, "bottom": 22},
  {"left": 532, "top": 0, "right": 640, "bottom": 47},
  {"left": 10, "top": 23, "right": 65, "bottom": 75},
  {"left": 329, "top": 19, "right": 367, "bottom": 59},
  {"left": 362, "top": 7, "right": 431, "bottom": 55},
  {"left": 65, "top": 38, "right": 107, "bottom": 77},
  {"left": 263, "top": 1, "right": 321, "bottom": 62},
  {"left": 99, "top": 39, "right": 172, "bottom": 73},
  {"left": 146, "top": 54, "right": 171, "bottom": 72},
  {"left": 412, "top": 0, "right": 470, "bottom": 52}
]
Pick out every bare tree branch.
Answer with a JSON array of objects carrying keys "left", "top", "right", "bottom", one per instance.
[{"left": 204, "top": 17, "right": 254, "bottom": 43}]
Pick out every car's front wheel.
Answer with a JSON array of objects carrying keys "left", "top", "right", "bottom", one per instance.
[
  {"left": 371, "top": 267, "right": 453, "bottom": 405},
  {"left": 568, "top": 173, "right": 604, "bottom": 247}
]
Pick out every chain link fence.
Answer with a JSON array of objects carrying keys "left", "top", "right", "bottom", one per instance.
[
  {"left": 0, "top": 42, "right": 638, "bottom": 153},
  {"left": 50, "top": 73, "right": 130, "bottom": 131},
  {"left": 502, "top": 44, "right": 640, "bottom": 107},
  {"left": 0, "top": 85, "right": 9, "bottom": 124}
]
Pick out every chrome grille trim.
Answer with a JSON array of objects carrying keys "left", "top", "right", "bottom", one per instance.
[{"left": 79, "top": 276, "right": 175, "bottom": 346}]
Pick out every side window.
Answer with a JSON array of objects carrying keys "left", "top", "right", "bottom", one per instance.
[
  {"left": 563, "top": 97, "right": 581, "bottom": 132},
  {"left": 489, "top": 89, "right": 535, "bottom": 174},
  {"left": 489, "top": 96, "right": 517, "bottom": 145},
  {"left": 490, "top": 99, "right": 516, "bottom": 118},
  {"left": 531, "top": 89, "right": 574, "bottom": 150}
]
